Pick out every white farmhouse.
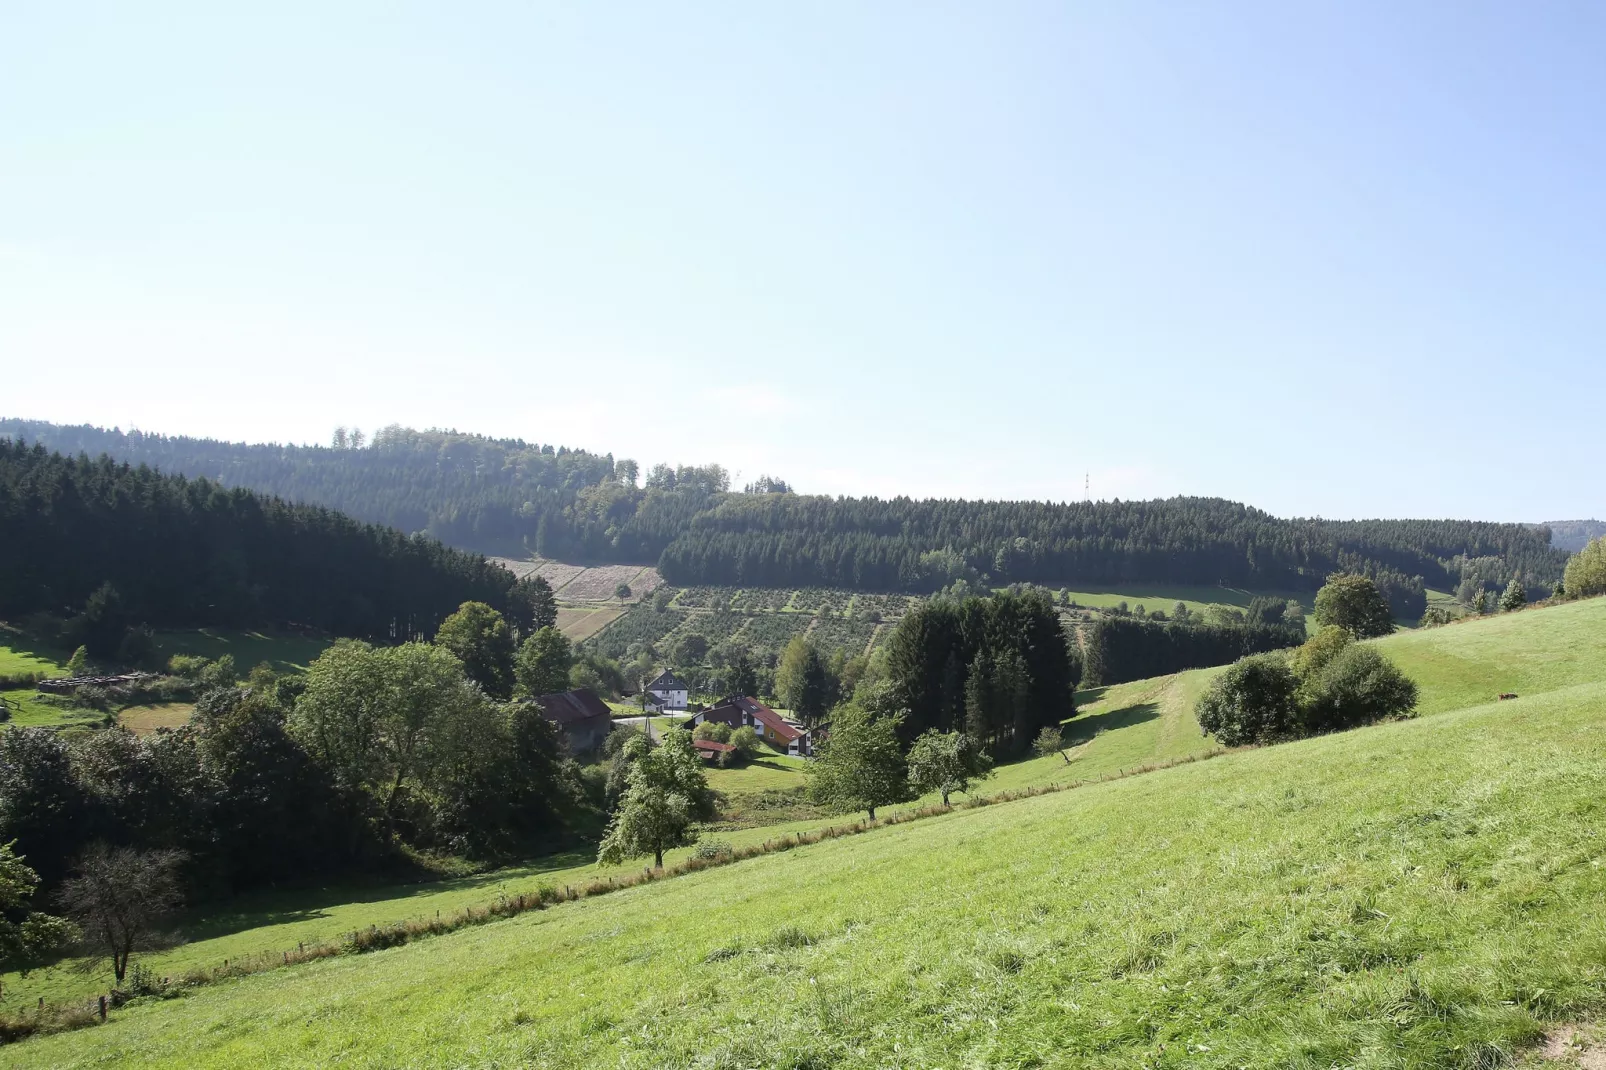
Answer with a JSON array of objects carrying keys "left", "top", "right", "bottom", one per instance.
[{"left": 644, "top": 669, "right": 689, "bottom": 712}]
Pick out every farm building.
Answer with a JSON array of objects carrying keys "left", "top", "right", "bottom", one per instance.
[
  {"left": 690, "top": 738, "right": 735, "bottom": 764},
  {"left": 644, "top": 669, "right": 689, "bottom": 712},
  {"left": 689, "top": 695, "right": 816, "bottom": 757},
  {"left": 534, "top": 688, "right": 613, "bottom": 754}
]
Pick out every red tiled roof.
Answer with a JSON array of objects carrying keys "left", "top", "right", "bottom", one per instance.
[
  {"left": 692, "top": 738, "right": 735, "bottom": 754},
  {"left": 534, "top": 688, "right": 613, "bottom": 727},
  {"left": 730, "top": 695, "right": 803, "bottom": 742}
]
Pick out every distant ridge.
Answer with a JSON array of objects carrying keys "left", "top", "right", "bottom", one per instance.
[
  {"left": 0, "top": 418, "right": 1569, "bottom": 615},
  {"left": 1540, "top": 519, "right": 1606, "bottom": 553}
]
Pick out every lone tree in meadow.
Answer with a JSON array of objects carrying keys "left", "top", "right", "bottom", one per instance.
[
  {"left": 1500, "top": 578, "right": 1528, "bottom": 612},
  {"left": 614, "top": 583, "right": 632, "bottom": 603},
  {"left": 1312, "top": 573, "right": 1394, "bottom": 638},
  {"left": 434, "top": 601, "right": 516, "bottom": 699},
  {"left": 808, "top": 707, "right": 912, "bottom": 821},
  {"left": 906, "top": 729, "right": 993, "bottom": 806},
  {"left": 598, "top": 731, "right": 715, "bottom": 869},
  {"left": 59, "top": 844, "right": 185, "bottom": 984},
  {"left": 1031, "top": 724, "right": 1066, "bottom": 760},
  {"left": 515, "top": 626, "right": 574, "bottom": 697}
]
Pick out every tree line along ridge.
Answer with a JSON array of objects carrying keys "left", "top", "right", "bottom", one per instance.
[{"left": 0, "top": 419, "right": 1568, "bottom": 619}]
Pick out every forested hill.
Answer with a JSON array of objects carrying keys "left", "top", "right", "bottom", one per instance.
[
  {"left": 1542, "top": 519, "right": 1606, "bottom": 553},
  {"left": 0, "top": 419, "right": 1568, "bottom": 614},
  {"left": 0, "top": 439, "right": 550, "bottom": 640}
]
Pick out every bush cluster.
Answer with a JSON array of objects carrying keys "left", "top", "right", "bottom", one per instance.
[{"left": 1196, "top": 626, "right": 1417, "bottom": 746}]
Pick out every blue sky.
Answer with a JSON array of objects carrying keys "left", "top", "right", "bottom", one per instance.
[{"left": 3, "top": 2, "right": 1601, "bottom": 521}]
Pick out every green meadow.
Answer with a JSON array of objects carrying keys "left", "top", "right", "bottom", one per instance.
[
  {"left": 5, "top": 598, "right": 1604, "bottom": 1066},
  {"left": 0, "top": 629, "right": 329, "bottom": 732}
]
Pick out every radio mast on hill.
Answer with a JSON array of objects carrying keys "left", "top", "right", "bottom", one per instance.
[{"left": 1085, "top": 471, "right": 1090, "bottom": 501}]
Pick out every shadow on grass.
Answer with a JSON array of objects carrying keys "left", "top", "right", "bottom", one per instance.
[
  {"left": 1062, "top": 702, "right": 1160, "bottom": 748},
  {"left": 1075, "top": 686, "right": 1112, "bottom": 706},
  {"left": 176, "top": 847, "right": 600, "bottom": 943},
  {"left": 0, "top": 623, "right": 70, "bottom": 669}
]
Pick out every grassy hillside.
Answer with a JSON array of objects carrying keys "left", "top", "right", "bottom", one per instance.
[
  {"left": 0, "top": 629, "right": 329, "bottom": 733},
  {"left": 7, "top": 598, "right": 1604, "bottom": 1064},
  {"left": 14, "top": 674, "right": 1606, "bottom": 1065}
]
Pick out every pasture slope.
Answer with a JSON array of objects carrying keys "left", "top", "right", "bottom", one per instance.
[{"left": 10, "top": 598, "right": 1606, "bottom": 1068}]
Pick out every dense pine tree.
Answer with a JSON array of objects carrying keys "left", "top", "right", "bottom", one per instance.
[{"left": 0, "top": 439, "right": 550, "bottom": 640}]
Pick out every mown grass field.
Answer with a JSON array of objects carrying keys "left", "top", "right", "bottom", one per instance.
[
  {"left": 13, "top": 599, "right": 1606, "bottom": 1066},
  {"left": 554, "top": 605, "right": 626, "bottom": 642},
  {"left": 117, "top": 702, "right": 197, "bottom": 735}
]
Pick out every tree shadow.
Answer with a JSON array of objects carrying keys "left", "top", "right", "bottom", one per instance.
[
  {"left": 0, "top": 623, "right": 69, "bottom": 669},
  {"left": 175, "top": 848, "right": 600, "bottom": 943},
  {"left": 1075, "top": 686, "right": 1111, "bottom": 705},
  {"left": 1061, "top": 702, "right": 1159, "bottom": 748}
]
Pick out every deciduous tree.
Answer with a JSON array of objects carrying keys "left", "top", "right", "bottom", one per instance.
[
  {"left": 776, "top": 636, "right": 836, "bottom": 725},
  {"left": 906, "top": 730, "right": 993, "bottom": 806},
  {"left": 808, "top": 707, "right": 911, "bottom": 821},
  {"left": 434, "top": 601, "right": 515, "bottom": 699},
  {"left": 58, "top": 844, "right": 185, "bottom": 983},
  {"left": 1312, "top": 574, "right": 1395, "bottom": 638},
  {"left": 515, "top": 627, "right": 573, "bottom": 697},
  {"left": 597, "top": 732, "right": 713, "bottom": 868},
  {"left": 0, "top": 842, "right": 75, "bottom": 981}
]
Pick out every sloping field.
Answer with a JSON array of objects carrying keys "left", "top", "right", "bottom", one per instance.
[
  {"left": 0, "top": 636, "right": 64, "bottom": 677},
  {"left": 16, "top": 675, "right": 1606, "bottom": 1065},
  {"left": 488, "top": 558, "right": 665, "bottom": 602},
  {"left": 7, "top": 599, "right": 1603, "bottom": 1063},
  {"left": 555, "top": 606, "right": 626, "bottom": 642},
  {"left": 561, "top": 564, "right": 658, "bottom": 601},
  {"left": 1379, "top": 598, "right": 1606, "bottom": 715}
]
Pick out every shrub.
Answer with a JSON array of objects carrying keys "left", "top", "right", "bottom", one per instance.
[
  {"left": 1419, "top": 607, "right": 1453, "bottom": 628},
  {"left": 1199, "top": 637, "right": 1418, "bottom": 746},
  {"left": 1288, "top": 626, "right": 1353, "bottom": 681},
  {"left": 167, "top": 654, "right": 210, "bottom": 679},
  {"left": 693, "top": 839, "right": 732, "bottom": 861},
  {"left": 1299, "top": 645, "right": 1418, "bottom": 733},
  {"left": 729, "top": 726, "right": 760, "bottom": 760},
  {"left": 74, "top": 684, "right": 113, "bottom": 712},
  {"left": 693, "top": 721, "right": 732, "bottom": 744},
  {"left": 1031, "top": 725, "right": 1064, "bottom": 760},
  {"left": 199, "top": 655, "right": 237, "bottom": 690},
  {"left": 1195, "top": 654, "right": 1300, "bottom": 746}
]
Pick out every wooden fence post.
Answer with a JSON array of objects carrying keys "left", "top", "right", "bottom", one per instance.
[{"left": 98, "top": 995, "right": 107, "bottom": 1021}]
